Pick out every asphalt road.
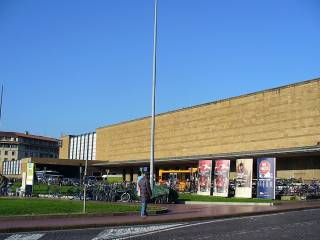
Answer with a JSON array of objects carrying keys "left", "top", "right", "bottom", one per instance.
[{"left": 1, "top": 208, "right": 320, "bottom": 240}]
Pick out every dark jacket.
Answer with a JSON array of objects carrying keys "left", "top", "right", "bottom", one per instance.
[{"left": 138, "top": 176, "right": 152, "bottom": 201}]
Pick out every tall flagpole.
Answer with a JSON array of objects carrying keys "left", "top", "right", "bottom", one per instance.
[{"left": 150, "top": 0, "right": 158, "bottom": 190}]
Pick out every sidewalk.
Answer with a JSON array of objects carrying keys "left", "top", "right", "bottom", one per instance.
[{"left": 1, "top": 200, "right": 320, "bottom": 233}]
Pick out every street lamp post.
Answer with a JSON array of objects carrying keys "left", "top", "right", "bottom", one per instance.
[
  {"left": 150, "top": 0, "right": 158, "bottom": 190},
  {"left": 82, "top": 158, "right": 88, "bottom": 213}
]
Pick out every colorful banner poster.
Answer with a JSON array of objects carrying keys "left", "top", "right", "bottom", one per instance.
[
  {"left": 26, "top": 163, "right": 35, "bottom": 185},
  {"left": 212, "top": 160, "right": 230, "bottom": 197},
  {"left": 257, "top": 157, "right": 276, "bottom": 199},
  {"left": 197, "top": 160, "right": 212, "bottom": 195},
  {"left": 21, "top": 172, "right": 26, "bottom": 191},
  {"left": 235, "top": 158, "right": 253, "bottom": 198}
]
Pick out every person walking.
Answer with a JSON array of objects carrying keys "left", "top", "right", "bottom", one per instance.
[
  {"left": 0, "top": 174, "right": 3, "bottom": 196},
  {"left": 138, "top": 172, "right": 152, "bottom": 218},
  {"left": 0, "top": 173, "right": 8, "bottom": 196}
]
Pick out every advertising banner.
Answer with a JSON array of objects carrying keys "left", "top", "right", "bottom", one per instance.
[
  {"left": 21, "top": 172, "right": 26, "bottom": 192},
  {"left": 212, "top": 160, "right": 230, "bottom": 197},
  {"left": 235, "top": 158, "right": 253, "bottom": 198},
  {"left": 197, "top": 160, "right": 212, "bottom": 195},
  {"left": 26, "top": 163, "right": 34, "bottom": 186},
  {"left": 257, "top": 157, "right": 276, "bottom": 199}
]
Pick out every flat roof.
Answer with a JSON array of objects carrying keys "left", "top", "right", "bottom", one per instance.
[{"left": 0, "top": 131, "right": 59, "bottom": 142}]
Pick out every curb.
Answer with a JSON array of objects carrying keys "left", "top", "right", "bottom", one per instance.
[
  {"left": 181, "top": 201, "right": 274, "bottom": 206},
  {"left": 0, "top": 209, "right": 168, "bottom": 222},
  {"left": 1, "top": 205, "right": 320, "bottom": 233}
]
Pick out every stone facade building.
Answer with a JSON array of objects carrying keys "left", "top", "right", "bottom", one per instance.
[{"left": 59, "top": 78, "right": 320, "bottom": 181}]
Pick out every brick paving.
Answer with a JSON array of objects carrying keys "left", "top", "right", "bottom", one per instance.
[{"left": 1, "top": 200, "right": 320, "bottom": 233}]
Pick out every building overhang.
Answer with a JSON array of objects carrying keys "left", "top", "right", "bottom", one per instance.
[
  {"left": 22, "top": 158, "right": 102, "bottom": 167},
  {"left": 92, "top": 145, "right": 320, "bottom": 168}
]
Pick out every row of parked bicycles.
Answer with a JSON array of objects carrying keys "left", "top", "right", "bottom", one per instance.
[
  {"left": 227, "top": 178, "right": 320, "bottom": 199},
  {"left": 274, "top": 178, "right": 320, "bottom": 199},
  {"left": 35, "top": 182, "right": 137, "bottom": 202},
  {"left": 37, "top": 181, "right": 179, "bottom": 204}
]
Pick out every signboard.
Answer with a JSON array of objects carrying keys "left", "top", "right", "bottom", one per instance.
[
  {"left": 257, "top": 157, "right": 276, "bottom": 199},
  {"left": 139, "top": 167, "right": 149, "bottom": 173},
  {"left": 197, "top": 160, "right": 212, "bottom": 195},
  {"left": 26, "top": 163, "right": 35, "bottom": 186},
  {"left": 212, "top": 160, "right": 230, "bottom": 197},
  {"left": 235, "top": 158, "right": 253, "bottom": 198}
]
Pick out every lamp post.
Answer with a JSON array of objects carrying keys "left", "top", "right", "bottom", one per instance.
[
  {"left": 82, "top": 158, "right": 88, "bottom": 213},
  {"left": 150, "top": 0, "right": 158, "bottom": 190}
]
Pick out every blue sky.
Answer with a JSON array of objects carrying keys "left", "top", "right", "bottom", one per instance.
[{"left": 0, "top": 0, "right": 319, "bottom": 138}]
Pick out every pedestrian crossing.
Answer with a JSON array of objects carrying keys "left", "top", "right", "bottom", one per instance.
[
  {"left": 4, "top": 234, "right": 44, "bottom": 240},
  {"left": 1, "top": 223, "right": 183, "bottom": 240}
]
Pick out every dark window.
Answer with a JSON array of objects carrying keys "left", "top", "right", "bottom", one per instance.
[{"left": 4, "top": 151, "right": 8, "bottom": 155}]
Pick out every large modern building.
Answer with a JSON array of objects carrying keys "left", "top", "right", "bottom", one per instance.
[
  {"left": 0, "top": 131, "right": 60, "bottom": 177},
  {"left": 58, "top": 78, "right": 320, "bottom": 181}
]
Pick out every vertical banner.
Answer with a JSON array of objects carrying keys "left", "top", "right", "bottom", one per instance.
[
  {"left": 212, "top": 160, "right": 230, "bottom": 197},
  {"left": 197, "top": 160, "right": 212, "bottom": 195},
  {"left": 21, "top": 172, "right": 27, "bottom": 192},
  {"left": 26, "top": 163, "right": 34, "bottom": 185},
  {"left": 235, "top": 158, "right": 253, "bottom": 198},
  {"left": 257, "top": 157, "right": 276, "bottom": 199}
]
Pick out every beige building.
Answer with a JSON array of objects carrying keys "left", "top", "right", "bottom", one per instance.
[
  {"left": 0, "top": 131, "right": 59, "bottom": 178},
  {"left": 58, "top": 78, "right": 320, "bottom": 180}
]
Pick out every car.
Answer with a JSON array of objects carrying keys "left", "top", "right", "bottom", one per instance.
[{"left": 47, "top": 175, "right": 63, "bottom": 185}]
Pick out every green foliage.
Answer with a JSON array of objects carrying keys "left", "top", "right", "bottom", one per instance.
[
  {"left": 106, "top": 177, "right": 123, "bottom": 184},
  {"left": 0, "top": 198, "right": 162, "bottom": 216}
]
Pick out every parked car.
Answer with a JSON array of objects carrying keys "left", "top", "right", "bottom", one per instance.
[
  {"left": 36, "top": 170, "right": 61, "bottom": 184},
  {"left": 62, "top": 177, "right": 80, "bottom": 186},
  {"left": 47, "top": 175, "right": 63, "bottom": 185},
  {"left": 84, "top": 176, "right": 98, "bottom": 185}
]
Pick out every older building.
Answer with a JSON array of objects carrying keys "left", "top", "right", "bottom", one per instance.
[
  {"left": 58, "top": 78, "right": 320, "bottom": 181},
  {"left": 0, "top": 131, "right": 59, "bottom": 177}
]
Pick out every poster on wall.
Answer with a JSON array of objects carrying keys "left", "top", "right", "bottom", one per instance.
[
  {"left": 212, "top": 160, "right": 230, "bottom": 197},
  {"left": 235, "top": 158, "right": 253, "bottom": 198},
  {"left": 257, "top": 157, "right": 276, "bottom": 199},
  {"left": 197, "top": 160, "right": 212, "bottom": 195}
]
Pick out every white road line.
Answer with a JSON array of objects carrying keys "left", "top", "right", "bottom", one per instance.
[
  {"left": 4, "top": 234, "right": 44, "bottom": 240},
  {"left": 117, "top": 208, "right": 320, "bottom": 239},
  {"left": 92, "top": 223, "right": 183, "bottom": 240}
]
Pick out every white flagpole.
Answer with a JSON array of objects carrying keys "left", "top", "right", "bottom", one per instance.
[{"left": 150, "top": 0, "right": 158, "bottom": 190}]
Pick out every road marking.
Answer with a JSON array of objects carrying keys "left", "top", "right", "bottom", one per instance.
[
  {"left": 118, "top": 208, "right": 320, "bottom": 239},
  {"left": 92, "top": 223, "right": 182, "bottom": 240},
  {"left": 4, "top": 234, "right": 44, "bottom": 240}
]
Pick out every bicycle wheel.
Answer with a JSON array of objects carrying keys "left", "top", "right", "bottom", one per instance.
[{"left": 120, "top": 192, "right": 130, "bottom": 202}]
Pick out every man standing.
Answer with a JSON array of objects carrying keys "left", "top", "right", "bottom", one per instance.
[{"left": 138, "top": 172, "right": 152, "bottom": 218}]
